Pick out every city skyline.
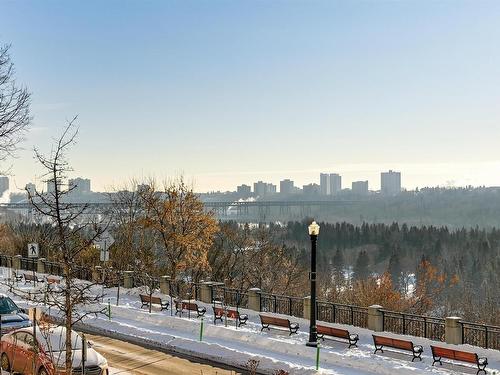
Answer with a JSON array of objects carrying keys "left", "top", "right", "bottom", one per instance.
[
  {"left": 6, "top": 165, "right": 500, "bottom": 196},
  {"left": 1, "top": 1, "right": 500, "bottom": 192}
]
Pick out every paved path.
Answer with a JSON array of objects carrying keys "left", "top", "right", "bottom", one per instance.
[{"left": 87, "top": 334, "right": 243, "bottom": 375}]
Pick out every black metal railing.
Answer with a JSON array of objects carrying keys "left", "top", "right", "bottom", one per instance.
[
  {"left": 462, "top": 322, "right": 500, "bottom": 350},
  {"left": 316, "top": 302, "right": 368, "bottom": 328},
  {"left": 212, "top": 286, "right": 249, "bottom": 309},
  {"left": 44, "top": 261, "right": 63, "bottom": 276},
  {"left": 0, "top": 255, "right": 11, "bottom": 267},
  {"left": 381, "top": 310, "right": 445, "bottom": 341},
  {"left": 259, "top": 293, "right": 303, "bottom": 318}
]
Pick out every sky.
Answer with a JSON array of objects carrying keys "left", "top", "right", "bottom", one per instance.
[{"left": 1, "top": 0, "right": 500, "bottom": 193}]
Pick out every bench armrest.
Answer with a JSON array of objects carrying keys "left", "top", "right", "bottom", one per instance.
[
  {"left": 349, "top": 334, "right": 359, "bottom": 340},
  {"left": 414, "top": 345, "right": 423, "bottom": 353},
  {"left": 478, "top": 357, "right": 488, "bottom": 365}
]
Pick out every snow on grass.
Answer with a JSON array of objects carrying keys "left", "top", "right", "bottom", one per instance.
[{"left": 0, "top": 267, "right": 499, "bottom": 375}]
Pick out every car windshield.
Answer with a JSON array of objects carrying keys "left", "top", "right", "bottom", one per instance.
[{"left": 0, "top": 297, "right": 19, "bottom": 314}]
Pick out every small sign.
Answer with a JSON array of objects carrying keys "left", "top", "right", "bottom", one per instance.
[
  {"left": 28, "top": 243, "right": 39, "bottom": 258},
  {"left": 94, "top": 231, "right": 115, "bottom": 252},
  {"left": 100, "top": 249, "right": 109, "bottom": 262},
  {"left": 94, "top": 231, "right": 114, "bottom": 262}
]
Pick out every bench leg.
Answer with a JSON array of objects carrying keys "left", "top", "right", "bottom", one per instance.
[
  {"left": 476, "top": 364, "right": 487, "bottom": 375},
  {"left": 238, "top": 318, "right": 247, "bottom": 327},
  {"left": 412, "top": 351, "right": 422, "bottom": 362},
  {"left": 432, "top": 357, "right": 442, "bottom": 366},
  {"left": 289, "top": 328, "right": 298, "bottom": 335},
  {"left": 348, "top": 339, "right": 358, "bottom": 348},
  {"left": 214, "top": 315, "right": 223, "bottom": 325},
  {"left": 261, "top": 324, "right": 270, "bottom": 332},
  {"left": 141, "top": 302, "right": 148, "bottom": 309},
  {"left": 374, "top": 345, "right": 383, "bottom": 354}
]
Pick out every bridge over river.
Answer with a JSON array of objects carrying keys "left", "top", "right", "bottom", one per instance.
[{"left": 0, "top": 200, "right": 360, "bottom": 223}]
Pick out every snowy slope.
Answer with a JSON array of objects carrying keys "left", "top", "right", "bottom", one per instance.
[{"left": 1, "top": 267, "right": 499, "bottom": 375}]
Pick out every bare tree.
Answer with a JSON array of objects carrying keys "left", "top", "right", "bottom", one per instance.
[
  {"left": 0, "top": 44, "right": 31, "bottom": 162},
  {"left": 139, "top": 178, "right": 219, "bottom": 282},
  {"left": 27, "top": 118, "right": 106, "bottom": 375}
]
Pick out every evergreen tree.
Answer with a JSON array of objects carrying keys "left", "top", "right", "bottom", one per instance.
[
  {"left": 353, "top": 250, "right": 370, "bottom": 281},
  {"left": 387, "top": 252, "right": 402, "bottom": 291}
]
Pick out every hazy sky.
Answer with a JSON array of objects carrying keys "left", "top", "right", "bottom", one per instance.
[{"left": 1, "top": 0, "right": 500, "bottom": 192}]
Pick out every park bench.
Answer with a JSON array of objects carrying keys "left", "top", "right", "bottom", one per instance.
[
  {"left": 23, "top": 273, "right": 44, "bottom": 284},
  {"left": 139, "top": 294, "right": 169, "bottom": 311},
  {"left": 175, "top": 301, "right": 206, "bottom": 317},
  {"left": 259, "top": 314, "right": 299, "bottom": 335},
  {"left": 212, "top": 306, "right": 248, "bottom": 327},
  {"left": 372, "top": 335, "right": 423, "bottom": 361},
  {"left": 45, "top": 275, "right": 61, "bottom": 284},
  {"left": 12, "top": 271, "right": 23, "bottom": 282},
  {"left": 317, "top": 324, "right": 359, "bottom": 348},
  {"left": 431, "top": 345, "right": 488, "bottom": 375}
]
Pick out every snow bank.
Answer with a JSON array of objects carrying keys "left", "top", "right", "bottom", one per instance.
[{"left": 1, "top": 267, "right": 499, "bottom": 375}]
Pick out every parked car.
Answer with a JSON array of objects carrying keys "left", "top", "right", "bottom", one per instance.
[
  {"left": 0, "top": 294, "right": 31, "bottom": 333},
  {"left": 0, "top": 326, "right": 108, "bottom": 375}
]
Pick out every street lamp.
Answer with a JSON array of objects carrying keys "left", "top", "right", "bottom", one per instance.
[{"left": 306, "top": 220, "right": 320, "bottom": 347}]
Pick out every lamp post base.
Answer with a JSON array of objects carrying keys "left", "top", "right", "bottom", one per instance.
[{"left": 306, "top": 341, "right": 318, "bottom": 347}]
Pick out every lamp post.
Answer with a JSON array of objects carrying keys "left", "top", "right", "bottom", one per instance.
[{"left": 306, "top": 220, "right": 320, "bottom": 347}]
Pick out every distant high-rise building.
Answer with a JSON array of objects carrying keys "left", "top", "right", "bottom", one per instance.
[
  {"left": 68, "top": 177, "right": 91, "bottom": 194},
  {"left": 320, "top": 173, "right": 330, "bottom": 195},
  {"left": 329, "top": 173, "right": 342, "bottom": 195},
  {"left": 47, "top": 179, "right": 57, "bottom": 194},
  {"left": 237, "top": 184, "right": 251, "bottom": 195},
  {"left": 25, "top": 183, "right": 36, "bottom": 197},
  {"left": 303, "top": 183, "right": 320, "bottom": 195},
  {"left": 137, "top": 184, "right": 151, "bottom": 194},
  {"left": 352, "top": 180, "right": 369, "bottom": 195},
  {"left": 280, "top": 179, "right": 295, "bottom": 194},
  {"left": 381, "top": 170, "right": 401, "bottom": 195},
  {"left": 253, "top": 181, "right": 276, "bottom": 197},
  {"left": 0, "top": 176, "right": 9, "bottom": 196}
]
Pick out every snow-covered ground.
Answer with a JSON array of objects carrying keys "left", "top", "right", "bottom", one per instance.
[{"left": 1, "top": 267, "right": 499, "bottom": 375}]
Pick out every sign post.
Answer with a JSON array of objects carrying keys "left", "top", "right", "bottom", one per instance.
[
  {"left": 94, "top": 231, "right": 114, "bottom": 302},
  {"left": 28, "top": 243, "right": 39, "bottom": 286}
]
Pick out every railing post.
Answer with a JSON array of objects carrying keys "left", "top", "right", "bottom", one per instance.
[
  {"left": 247, "top": 288, "right": 261, "bottom": 312},
  {"left": 445, "top": 317, "right": 463, "bottom": 345},
  {"left": 199, "top": 281, "right": 213, "bottom": 304},
  {"left": 12, "top": 255, "right": 21, "bottom": 270},
  {"left": 123, "top": 271, "right": 134, "bottom": 289},
  {"left": 37, "top": 258, "right": 46, "bottom": 274},
  {"left": 402, "top": 314, "right": 406, "bottom": 335},
  {"left": 350, "top": 306, "right": 354, "bottom": 326},
  {"left": 485, "top": 325, "right": 488, "bottom": 349},
  {"left": 160, "top": 276, "right": 171, "bottom": 296},
  {"left": 368, "top": 305, "right": 384, "bottom": 332},
  {"left": 303, "top": 296, "right": 311, "bottom": 320},
  {"left": 288, "top": 297, "right": 292, "bottom": 316},
  {"left": 332, "top": 304, "right": 336, "bottom": 323},
  {"left": 92, "top": 266, "right": 102, "bottom": 283},
  {"left": 424, "top": 317, "right": 427, "bottom": 338}
]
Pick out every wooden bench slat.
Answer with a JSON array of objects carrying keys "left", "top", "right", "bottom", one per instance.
[
  {"left": 175, "top": 301, "right": 206, "bottom": 317},
  {"left": 259, "top": 314, "right": 299, "bottom": 335},
  {"left": 373, "top": 335, "right": 423, "bottom": 362},
  {"left": 139, "top": 294, "right": 169, "bottom": 311},
  {"left": 212, "top": 306, "right": 248, "bottom": 327},
  {"left": 431, "top": 345, "right": 487, "bottom": 374},
  {"left": 317, "top": 324, "right": 358, "bottom": 348}
]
